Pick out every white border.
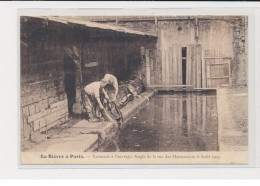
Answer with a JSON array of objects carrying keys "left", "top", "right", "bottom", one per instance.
[{"left": 0, "top": 1, "right": 260, "bottom": 179}]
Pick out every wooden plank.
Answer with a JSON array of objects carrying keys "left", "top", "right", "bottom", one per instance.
[
  {"left": 186, "top": 94, "right": 192, "bottom": 136},
  {"left": 204, "top": 57, "right": 232, "bottom": 59},
  {"left": 177, "top": 45, "right": 182, "bottom": 85},
  {"left": 156, "top": 49, "right": 160, "bottom": 85},
  {"left": 161, "top": 50, "right": 166, "bottom": 85},
  {"left": 192, "top": 45, "right": 196, "bottom": 87},
  {"left": 157, "top": 48, "right": 160, "bottom": 85},
  {"left": 208, "top": 50, "right": 213, "bottom": 87},
  {"left": 196, "top": 45, "right": 202, "bottom": 88},
  {"left": 202, "top": 95, "right": 207, "bottom": 132},
  {"left": 201, "top": 50, "right": 206, "bottom": 88},
  {"left": 152, "top": 49, "right": 156, "bottom": 85},
  {"left": 220, "top": 50, "right": 225, "bottom": 86},
  {"left": 145, "top": 49, "right": 151, "bottom": 86},
  {"left": 140, "top": 46, "right": 146, "bottom": 83},
  {"left": 211, "top": 50, "right": 216, "bottom": 87},
  {"left": 208, "top": 62, "right": 229, "bottom": 66},
  {"left": 173, "top": 45, "right": 178, "bottom": 85},
  {"left": 188, "top": 45, "right": 192, "bottom": 86},
  {"left": 208, "top": 76, "right": 230, "bottom": 79},
  {"left": 195, "top": 45, "right": 198, "bottom": 88},
  {"left": 214, "top": 49, "right": 218, "bottom": 87},
  {"left": 174, "top": 97, "right": 178, "bottom": 133},
  {"left": 187, "top": 45, "right": 191, "bottom": 86},
  {"left": 205, "top": 50, "right": 210, "bottom": 88},
  {"left": 149, "top": 50, "right": 153, "bottom": 85},
  {"left": 165, "top": 49, "right": 170, "bottom": 85},
  {"left": 152, "top": 49, "right": 155, "bottom": 85},
  {"left": 196, "top": 94, "right": 201, "bottom": 135},
  {"left": 148, "top": 84, "right": 193, "bottom": 88},
  {"left": 174, "top": 45, "right": 178, "bottom": 85},
  {"left": 228, "top": 59, "right": 231, "bottom": 86},
  {"left": 168, "top": 47, "right": 174, "bottom": 85},
  {"left": 178, "top": 98, "right": 183, "bottom": 133},
  {"left": 162, "top": 96, "right": 167, "bottom": 129},
  {"left": 217, "top": 49, "right": 221, "bottom": 87},
  {"left": 85, "top": 62, "right": 98, "bottom": 67},
  {"left": 191, "top": 93, "right": 196, "bottom": 133}
]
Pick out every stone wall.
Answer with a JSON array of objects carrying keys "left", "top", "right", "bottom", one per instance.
[
  {"left": 20, "top": 17, "right": 69, "bottom": 141},
  {"left": 228, "top": 17, "right": 248, "bottom": 87},
  {"left": 20, "top": 63, "right": 68, "bottom": 141}
]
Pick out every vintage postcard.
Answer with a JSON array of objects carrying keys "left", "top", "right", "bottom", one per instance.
[{"left": 20, "top": 14, "right": 248, "bottom": 165}]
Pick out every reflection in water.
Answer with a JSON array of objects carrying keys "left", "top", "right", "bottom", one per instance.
[{"left": 98, "top": 92, "right": 219, "bottom": 152}]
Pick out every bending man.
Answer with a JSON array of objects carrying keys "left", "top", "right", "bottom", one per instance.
[{"left": 82, "top": 81, "right": 108, "bottom": 122}]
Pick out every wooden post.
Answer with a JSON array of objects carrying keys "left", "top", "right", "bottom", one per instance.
[
  {"left": 140, "top": 46, "right": 146, "bottom": 84},
  {"left": 196, "top": 45, "right": 202, "bottom": 88},
  {"left": 155, "top": 16, "right": 158, "bottom": 36},
  {"left": 206, "top": 59, "right": 210, "bottom": 88},
  {"left": 73, "top": 44, "right": 84, "bottom": 114},
  {"left": 115, "top": 16, "right": 119, "bottom": 25},
  {"left": 201, "top": 50, "right": 206, "bottom": 88},
  {"left": 145, "top": 49, "right": 151, "bottom": 87},
  {"left": 228, "top": 59, "right": 231, "bottom": 86}
]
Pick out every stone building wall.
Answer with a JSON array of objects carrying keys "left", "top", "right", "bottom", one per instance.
[
  {"left": 20, "top": 17, "right": 69, "bottom": 141},
  {"left": 102, "top": 16, "right": 248, "bottom": 87},
  {"left": 228, "top": 17, "right": 248, "bottom": 87}
]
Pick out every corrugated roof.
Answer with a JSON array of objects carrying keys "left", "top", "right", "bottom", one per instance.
[{"left": 25, "top": 16, "right": 157, "bottom": 37}]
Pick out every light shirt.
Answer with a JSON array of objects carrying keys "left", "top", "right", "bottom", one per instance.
[{"left": 84, "top": 81, "right": 101, "bottom": 98}]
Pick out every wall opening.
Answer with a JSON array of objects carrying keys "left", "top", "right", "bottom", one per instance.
[
  {"left": 64, "top": 54, "right": 76, "bottom": 116},
  {"left": 182, "top": 47, "right": 187, "bottom": 85}
]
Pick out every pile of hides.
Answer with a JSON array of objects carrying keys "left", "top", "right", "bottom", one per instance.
[
  {"left": 104, "top": 78, "right": 145, "bottom": 109},
  {"left": 116, "top": 78, "right": 145, "bottom": 109}
]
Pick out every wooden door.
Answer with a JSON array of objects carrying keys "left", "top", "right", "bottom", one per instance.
[
  {"left": 204, "top": 50, "right": 231, "bottom": 88},
  {"left": 161, "top": 44, "right": 182, "bottom": 85},
  {"left": 186, "top": 44, "right": 202, "bottom": 88}
]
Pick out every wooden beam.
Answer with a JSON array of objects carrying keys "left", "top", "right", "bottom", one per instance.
[
  {"left": 208, "top": 76, "right": 230, "bottom": 79},
  {"left": 26, "top": 77, "right": 64, "bottom": 86},
  {"left": 148, "top": 85, "right": 194, "bottom": 88},
  {"left": 208, "top": 62, "right": 230, "bottom": 66},
  {"left": 201, "top": 50, "right": 206, "bottom": 88},
  {"left": 204, "top": 57, "right": 232, "bottom": 59},
  {"left": 145, "top": 49, "right": 151, "bottom": 86}
]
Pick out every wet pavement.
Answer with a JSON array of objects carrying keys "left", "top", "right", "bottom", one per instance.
[{"left": 97, "top": 92, "right": 219, "bottom": 152}]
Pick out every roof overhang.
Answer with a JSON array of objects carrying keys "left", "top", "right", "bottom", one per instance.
[{"left": 22, "top": 16, "right": 158, "bottom": 38}]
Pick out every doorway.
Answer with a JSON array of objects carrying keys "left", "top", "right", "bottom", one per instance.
[{"left": 64, "top": 53, "right": 76, "bottom": 116}]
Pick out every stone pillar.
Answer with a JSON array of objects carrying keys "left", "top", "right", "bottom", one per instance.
[
  {"left": 140, "top": 46, "right": 146, "bottom": 83},
  {"left": 145, "top": 49, "right": 151, "bottom": 87}
]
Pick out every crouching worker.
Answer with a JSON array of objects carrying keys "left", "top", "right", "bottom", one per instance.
[
  {"left": 82, "top": 81, "right": 107, "bottom": 122},
  {"left": 100, "top": 74, "right": 123, "bottom": 126}
]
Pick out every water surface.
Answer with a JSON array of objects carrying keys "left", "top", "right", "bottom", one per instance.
[{"left": 98, "top": 92, "right": 219, "bottom": 152}]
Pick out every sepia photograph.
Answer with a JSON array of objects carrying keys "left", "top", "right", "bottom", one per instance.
[{"left": 19, "top": 14, "right": 248, "bottom": 165}]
